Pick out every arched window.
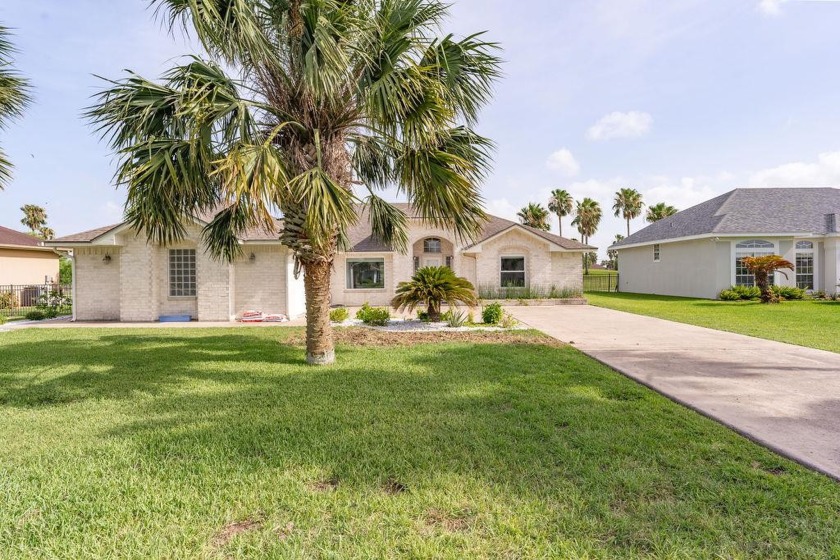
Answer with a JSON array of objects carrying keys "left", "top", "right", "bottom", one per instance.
[
  {"left": 734, "top": 240, "right": 776, "bottom": 286},
  {"left": 795, "top": 241, "right": 814, "bottom": 250},
  {"left": 735, "top": 240, "right": 774, "bottom": 249},
  {"left": 423, "top": 238, "right": 442, "bottom": 253}
]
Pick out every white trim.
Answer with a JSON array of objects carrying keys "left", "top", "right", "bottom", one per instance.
[
  {"left": 730, "top": 239, "right": 778, "bottom": 287},
  {"left": 612, "top": 232, "right": 821, "bottom": 251},
  {"left": 70, "top": 250, "right": 77, "bottom": 322},
  {"left": 345, "top": 257, "right": 386, "bottom": 290},
  {"left": 463, "top": 224, "right": 591, "bottom": 254},
  {"left": 794, "top": 240, "right": 817, "bottom": 291}
]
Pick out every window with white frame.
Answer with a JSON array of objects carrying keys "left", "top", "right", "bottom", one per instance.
[
  {"left": 500, "top": 256, "right": 525, "bottom": 287},
  {"left": 734, "top": 240, "right": 775, "bottom": 287},
  {"left": 347, "top": 258, "right": 385, "bottom": 289},
  {"left": 423, "top": 238, "right": 442, "bottom": 253},
  {"left": 795, "top": 241, "right": 814, "bottom": 290},
  {"left": 653, "top": 244, "right": 661, "bottom": 262},
  {"left": 169, "top": 249, "right": 196, "bottom": 297}
]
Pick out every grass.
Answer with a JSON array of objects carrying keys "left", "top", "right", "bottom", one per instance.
[
  {"left": 587, "top": 292, "right": 840, "bottom": 353},
  {"left": 585, "top": 269, "right": 618, "bottom": 276},
  {"left": 2, "top": 327, "right": 840, "bottom": 558}
]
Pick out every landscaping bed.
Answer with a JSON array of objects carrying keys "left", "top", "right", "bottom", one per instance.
[{"left": 2, "top": 327, "right": 840, "bottom": 558}]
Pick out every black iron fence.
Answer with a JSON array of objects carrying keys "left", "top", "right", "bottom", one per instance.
[
  {"left": 0, "top": 283, "right": 72, "bottom": 318},
  {"left": 583, "top": 274, "right": 619, "bottom": 293}
]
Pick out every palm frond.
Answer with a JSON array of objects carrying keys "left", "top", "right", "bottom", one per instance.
[{"left": 364, "top": 194, "right": 408, "bottom": 253}]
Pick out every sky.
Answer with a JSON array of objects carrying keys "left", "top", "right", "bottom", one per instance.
[{"left": 1, "top": 0, "right": 840, "bottom": 257}]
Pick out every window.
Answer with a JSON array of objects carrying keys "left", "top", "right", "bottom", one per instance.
[
  {"left": 795, "top": 241, "right": 815, "bottom": 290},
  {"left": 500, "top": 257, "right": 525, "bottom": 287},
  {"left": 653, "top": 244, "right": 661, "bottom": 262},
  {"left": 347, "top": 258, "right": 385, "bottom": 289},
  {"left": 445, "top": 256, "right": 452, "bottom": 269},
  {"left": 413, "top": 256, "right": 420, "bottom": 272},
  {"left": 734, "top": 240, "right": 775, "bottom": 287},
  {"left": 423, "top": 238, "right": 442, "bottom": 253},
  {"left": 169, "top": 249, "right": 196, "bottom": 297}
]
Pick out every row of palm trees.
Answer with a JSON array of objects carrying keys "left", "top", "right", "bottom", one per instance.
[{"left": 517, "top": 188, "right": 679, "bottom": 243}]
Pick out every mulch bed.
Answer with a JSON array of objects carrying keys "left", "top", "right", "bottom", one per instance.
[{"left": 284, "top": 328, "right": 562, "bottom": 348}]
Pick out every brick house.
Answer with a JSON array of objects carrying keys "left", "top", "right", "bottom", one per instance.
[{"left": 46, "top": 205, "right": 593, "bottom": 322}]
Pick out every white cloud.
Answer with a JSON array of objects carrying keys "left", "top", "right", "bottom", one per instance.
[
  {"left": 748, "top": 150, "right": 840, "bottom": 187},
  {"left": 545, "top": 148, "right": 581, "bottom": 177},
  {"left": 757, "top": 0, "right": 789, "bottom": 16},
  {"left": 586, "top": 111, "right": 653, "bottom": 141}
]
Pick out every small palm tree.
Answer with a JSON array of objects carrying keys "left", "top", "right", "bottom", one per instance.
[
  {"left": 38, "top": 226, "right": 55, "bottom": 240},
  {"left": 742, "top": 255, "right": 793, "bottom": 303},
  {"left": 391, "top": 266, "right": 477, "bottom": 321},
  {"left": 88, "top": 0, "right": 500, "bottom": 365},
  {"left": 613, "top": 188, "right": 644, "bottom": 237},
  {"left": 607, "top": 233, "right": 624, "bottom": 269},
  {"left": 517, "top": 202, "right": 550, "bottom": 231},
  {"left": 547, "top": 189, "right": 573, "bottom": 237},
  {"left": 20, "top": 204, "right": 47, "bottom": 234},
  {"left": 646, "top": 202, "right": 678, "bottom": 223},
  {"left": 0, "top": 25, "right": 30, "bottom": 189}
]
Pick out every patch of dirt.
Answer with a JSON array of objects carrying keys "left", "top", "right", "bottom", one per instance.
[
  {"left": 383, "top": 477, "right": 408, "bottom": 495},
  {"left": 309, "top": 477, "right": 339, "bottom": 492},
  {"left": 211, "top": 518, "right": 263, "bottom": 549},
  {"left": 285, "top": 328, "right": 562, "bottom": 348},
  {"left": 752, "top": 461, "right": 786, "bottom": 475},
  {"left": 275, "top": 522, "right": 294, "bottom": 541},
  {"left": 424, "top": 508, "right": 472, "bottom": 532}
]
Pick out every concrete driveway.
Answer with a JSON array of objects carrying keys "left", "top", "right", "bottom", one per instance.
[{"left": 509, "top": 305, "right": 840, "bottom": 481}]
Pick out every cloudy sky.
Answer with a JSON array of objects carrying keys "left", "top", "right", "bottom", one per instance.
[{"left": 1, "top": 0, "right": 840, "bottom": 256}]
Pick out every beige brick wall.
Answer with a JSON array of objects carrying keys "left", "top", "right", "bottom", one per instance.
[
  {"left": 233, "top": 245, "right": 287, "bottom": 316},
  {"left": 74, "top": 247, "right": 121, "bottom": 320},
  {"left": 118, "top": 233, "right": 160, "bottom": 321}
]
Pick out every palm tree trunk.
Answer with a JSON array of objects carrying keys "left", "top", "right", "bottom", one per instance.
[
  {"left": 303, "top": 259, "right": 335, "bottom": 365},
  {"left": 626, "top": 218, "right": 630, "bottom": 237},
  {"left": 558, "top": 216, "right": 562, "bottom": 237}
]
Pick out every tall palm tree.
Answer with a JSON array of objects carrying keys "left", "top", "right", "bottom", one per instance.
[
  {"left": 0, "top": 25, "right": 30, "bottom": 189},
  {"left": 607, "top": 233, "right": 623, "bottom": 269},
  {"left": 613, "top": 188, "right": 644, "bottom": 237},
  {"left": 391, "top": 266, "right": 477, "bottom": 321},
  {"left": 646, "top": 202, "right": 678, "bottom": 223},
  {"left": 547, "top": 188, "right": 573, "bottom": 237},
  {"left": 88, "top": 0, "right": 501, "bottom": 365},
  {"left": 571, "top": 197, "right": 601, "bottom": 274},
  {"left": 517, "top": 202, "right": 550, "bottom": 231},
  {"left": 20, "top": 204, "right": 47, "bottom": 234}
]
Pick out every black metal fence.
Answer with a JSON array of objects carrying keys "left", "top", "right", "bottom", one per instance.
[
  {"left": 583, "top": 274, "right": 619, "bottom": 293},
  {"left": 0, "top": 283, "right": 72, "bottom": 318}
]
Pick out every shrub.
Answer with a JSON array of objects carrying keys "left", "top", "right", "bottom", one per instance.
[
  {"left": 391, "top": 266, "right": 477, "bottom": 321},
  {"left": 719, "top": 284, "right": 805, "bottom": 301},
  {"left": 0, "top": 291, "right": 18, "bottom": 310},
  {"left": 0, "top": 315, "right": 6, "bottom": 326},
  {"left": 329, "top": 307, "right": 349, "bottom": 323},
  {"left": 772, "top": 286, "right": 805, "bottom": 300},
  {"left": 718, "top": 289, "right": 740, "bottom": 301},
  {"left": 499, "top": 311, "right": 518, "bottom": 329},
  {"left": 25, "top": 310, "right": 46, "bottom": 321},
  {"left": 417, "top": 310, "right": 429, "bottom": 322},
  {"left": 482, "top": 302, "right": 503, "bottom": 325},
  {"left": 356, "top": 303, "right": 390, "bottom": 326},
  {"left": 446, "top": 310, "right": 467, "bottom": 328},
  {"left": 36, "top": 290, "right": 72, "bottom": 316}
]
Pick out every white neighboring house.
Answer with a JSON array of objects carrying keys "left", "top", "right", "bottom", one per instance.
[
  {"left": 46, "top": 204, "right": 593, "bottom": 322},
  {"left": 610, "top": 188, "right": 840, "bottom": 299}
]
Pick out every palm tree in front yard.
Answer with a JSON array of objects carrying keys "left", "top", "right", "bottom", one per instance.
[
  {"left": 547, "top": 188, "right": 573, "bottom": 237},
  {"left": 517, "top": 202, "right": 550, "bottom": 231},
  {"left": 613, "top": 187, "right": 644, "bottom": 236},
  {"left": 742, "top": 255, "right": 793, "bottom": 304},
  {"left": 391, "top": 266, "right": 477, "bottom": 321},
  {"left": 88, "top": 0, "right": 501, "bottom": 365},
  {"left": 0, "top": 24, "right": 30, "bottom": 190}
]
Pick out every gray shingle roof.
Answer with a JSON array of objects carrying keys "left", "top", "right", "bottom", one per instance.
[
  {"left": 613, "top": 188, "right": 840, "bottom": 248},
  {"left": 51, "top": 203, "right": 594, "bottom": 251}
]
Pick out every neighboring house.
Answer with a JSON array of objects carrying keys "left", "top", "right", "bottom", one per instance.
[
  {"left": 0, "top": 226, "right": 60, "bottom": 285},
  {"left": 610, "top": 188, "right": 840, "bottom": 299},
  {"left": 46, "top": 205, "right": 593, "bottom": 322}
]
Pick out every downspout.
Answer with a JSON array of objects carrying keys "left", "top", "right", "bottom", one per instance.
[{"left": 68, "top": 249, "right": 76, "bottom": 322}]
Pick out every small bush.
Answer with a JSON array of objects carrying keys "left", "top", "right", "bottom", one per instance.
[
  {"left": 356, "top": 303, "right": 390, "bottom": 326},
  {"left": 25, "top": 310, "right": 46, "bottom": 321},
  {"left": 329, "top": 307, "right": 349, "bottom": 322},
  {"left": 417, "top": 310, "right": 429, "bottom": 322},
  {"left": 446, "top": 310, "right": 467, "bottom": 328},
  {"left": 0, "top": 315, "right": 6, "bottom": 326},
  {"left": 499, "top": 311, "right": 518, "bottom": 329},
  {"left": 772, "top": 285, "right": 805, "bottom": 300},
  {"left": 0, "top": 291, "right": 18, "bottom": 310},
  {"left": 482, "top": 302, "right": 503, "bottom": 325},
  {"left": 718, "top": 289, "right": 740, "bottom": 301}
]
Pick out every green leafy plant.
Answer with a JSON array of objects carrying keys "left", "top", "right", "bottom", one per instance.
[
  {"left": 37, "top": 290, "right": 71, "bottom": 318},
  {"left": 391, "top": 266, "right": 477, "bottom": 322},
  {"left": 499, "top": 311, "right": 518, "bottom": 329},
  {"left": 417, "top": 310, "right": 430, "bottom": 322},
  {"left": 718, "top": 289, "right": 741, "bottom": 301},
  {"left": 772, "top": 286, "right": 805, "bottom": 300},
  {"left": 356, "top": 303, "right": 390, "bottom": 326},
  {"left": 0, "top": 315, "right": 6, "bottom": 326},
  {"left": 482, "top": 302, "right": 503, "bottom": 325},
  {"left": 25, "top": 310, "right": 45, "bottom": 321},
  {"left": 446, "top": 310, "right": 467, "bottom": 328},
  {"left": 0, "top": 291, "right": 18, "bottom": 310},
  {"left": 329, "top": 307, "right": 349, "bottom": 323}
]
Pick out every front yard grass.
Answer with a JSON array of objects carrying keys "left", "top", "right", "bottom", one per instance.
[
  {"left": 2, "top": 327, "right": 840, "bottom": 558},
  {"left": 587, "top": 292, "right": 840, "bottom": 353}
]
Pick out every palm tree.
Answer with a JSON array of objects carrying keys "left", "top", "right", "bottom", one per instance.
[
  {"left": 517, "top": 202, "right": 550, "bottom": 231},
  {"left": 547, "top": 189, "right": 573, "bottom": 237},
  {"left": 88, "top": 0, "right": 500, "bottom": 365},
  {"left": 0, "top": 25, "right": 30, "bottom": 189},
  {"left": 391, "top": 266, "right": 477, "bottom": 321},
  {"left": 646, "top": 202, "right": 678, "bottom": 223},
  {"left": 607, "top": 233, "right": 624, "bottom": 269},
  {"left": 20, "top": 204, "right": 47, "bottom": 234},
  {"left": 571, "top": 198, "right": 601, "bottom": 274},
  {"left": 613, "top": 188, "right": 644, "bottom": 237},
  {"left": 38, "top": 226, "right": 55, "bottom": 240},
  {"left": 742, "top": 255, "right": 793, "bottom": 303}
]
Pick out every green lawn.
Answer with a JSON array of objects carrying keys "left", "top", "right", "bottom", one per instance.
[
  {"left": 586, "top": 292, "right": 840, "bottom": 353},
  {"left": 2, "top": 328, "right": 840, "bottom": 558}
]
